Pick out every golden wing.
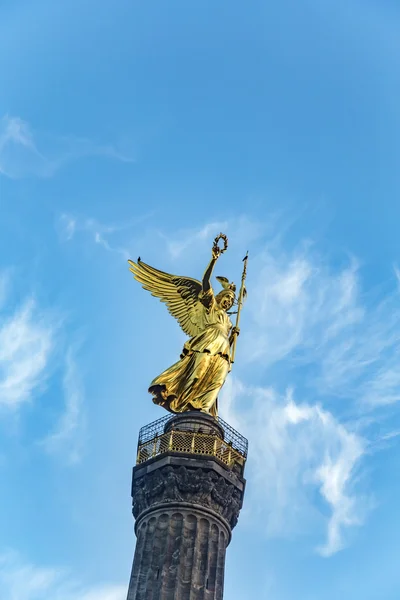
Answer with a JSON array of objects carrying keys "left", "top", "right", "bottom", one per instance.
[{"left": 128, "top": 258, "right": 203, "bottom": 337}]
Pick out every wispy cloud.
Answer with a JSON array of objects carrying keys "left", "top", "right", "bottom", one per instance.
[
  {"left": 57, "top": 212, "right": 154, "bottom": 261},
  {"left": 378, "top": 429, "right": 400, "bottom": 441},
  {"left": 0, "top": 551, "right": 125, "bottom": 600},
  {"left": 58, "top": 214, "right": 77, "bottom": 242},
  {"left": 242, "top": 244, "right": 363, "bottom": 365},
  {"left": 41, "top": 346, "right": 85, "bottom": 465},
  {"left": 0, "top": 115, "right": 134, "bottom": 179},
  {"left": 0, "top": 116, "right": 48, "bottom": 178},
  {"left": 241, "top": 241, "right": 400, "bottom": 409},
  {"left": 162, "top": 216, "right": 264, "bottom": 260},
  {"left": 163, "top": 221, "right": 229, "bottom": 259},
  {"left": 394, "top": 263, "right": 400, "bottom": 289},
  {"left": 220, "top": 378, "right": 366, "bottom": 556},
  {"left": 0, "top": 298, "right": 56, "bottom": 408}
]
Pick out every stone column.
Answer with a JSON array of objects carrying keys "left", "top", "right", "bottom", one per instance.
[{"left": 126, "top": 412, "right": 247, "bottom": 600}]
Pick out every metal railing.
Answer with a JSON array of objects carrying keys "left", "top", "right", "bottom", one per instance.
[
  {"left": 136, "top": 428, "right": 246, "bottom": 468},
  {"left": 138, "top": 414, "right": 248, "bottom": 457}
]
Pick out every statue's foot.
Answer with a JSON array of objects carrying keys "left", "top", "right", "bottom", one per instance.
[{"left": 149, "top": 383, "right": 167, "bottom": 399}]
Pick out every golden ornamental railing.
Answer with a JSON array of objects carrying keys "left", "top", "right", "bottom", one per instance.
[{"left": 136, "top": 429, "right": 245, "bottom": 468}]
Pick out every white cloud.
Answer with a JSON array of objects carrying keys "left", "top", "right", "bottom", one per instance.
[
  {"left": 162, "top": 216, "right": 264, "bottom": 260},
  {"left": 78, "top": 588, "right": 126, "bottom": 600},
  {"left": 41, "top": 347, "right": 85, "bottom": 465},
  {"left": 57, "top": 212, "right": 154, "bottom": 261},
  {"left": 163, "top": 221, "right": 229, "bottom": 259},
  {"left": 394, "top": 263, "right": 400, "bottom": 289},
  {"left": 93, "top": 231, "right": 130, "bottom": 260},
  {"left": 242, "top": 245, "right": 363, "bottom": 365},
  {"left": 0, "top": 116, "right": 49, "bottom": 178},
  {"left": 220, "top": 378, "right": 366, "bottom": 556},
  {"left": 58, "top": 214, "right": 77, "bottom": 242},
  {"left": 379, "top": 429, "right": 400, "bottom": 441},
  {"left": 0, "top": 299, "right": 56, "bottom": 408},
  {"left": 0, "top": 551, "right": 125, "bottom": 600},
  {"left": 240, "top": 241, "right": 400, "bottom": 408},
  {"left": 0, "top": 115, "right": 134, "bottom": 179}
]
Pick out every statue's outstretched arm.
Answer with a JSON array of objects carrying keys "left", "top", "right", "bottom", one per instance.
[
  {"left": 202, "top": 245, "right": 221, "bottom": 292},
  {"left": 202, "top": 258, "right": 217, "bottom": 292}
]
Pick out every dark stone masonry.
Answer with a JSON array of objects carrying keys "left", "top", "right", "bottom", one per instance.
[{"left": 126, "top": 412, "right": 247, "bottom": 600}]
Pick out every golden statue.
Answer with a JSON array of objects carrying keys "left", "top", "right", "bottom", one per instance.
[{"left": 128, "top": 234, "right": 247, "bottom": 417}]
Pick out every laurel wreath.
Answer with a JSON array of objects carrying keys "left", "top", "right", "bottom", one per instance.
[{"left": 212, "top": 233, "right": 228, "bottom": 255}]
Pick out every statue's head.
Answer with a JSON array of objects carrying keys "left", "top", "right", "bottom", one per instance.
[
  {"left": 215, "top": 289, "right": 235, "bottom": 311},
  {"left": 215, "top": 275, "right": 236, "bottom": 311}
]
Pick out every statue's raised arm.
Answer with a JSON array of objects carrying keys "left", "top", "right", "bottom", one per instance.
[{"left": 128, "top": 234, "right": 247, "bottom": 418}]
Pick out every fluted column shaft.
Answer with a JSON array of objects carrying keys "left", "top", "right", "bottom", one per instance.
[{"left": 127, "top": 510, "right": 228, "bottom": 600}]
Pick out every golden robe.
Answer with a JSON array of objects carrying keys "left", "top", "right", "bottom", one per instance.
[{"left": 149, "top": 288, "right": 232, "bottom": 416}]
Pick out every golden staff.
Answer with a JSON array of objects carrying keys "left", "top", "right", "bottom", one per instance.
[{"left": 231, "top": 251, "right": 248, "bottom": 363}]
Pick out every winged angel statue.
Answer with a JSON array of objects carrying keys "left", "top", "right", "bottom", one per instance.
[{"left": 128, "top": 234, "right": 247, "bottom": 417}]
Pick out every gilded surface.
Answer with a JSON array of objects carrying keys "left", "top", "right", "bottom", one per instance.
[
  {"left": 136, "top": 429, "right": 245, "bottom": 470},
  {"left": 128, "top": 234, "right": 247, "bottom": 417}
]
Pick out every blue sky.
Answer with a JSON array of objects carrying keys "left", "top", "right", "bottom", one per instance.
[{"left": 1, "top": 0, "right": 400, "bottom": 598}]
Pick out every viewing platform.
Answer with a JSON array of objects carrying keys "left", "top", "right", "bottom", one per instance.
[{"left": 136, "top": 411, "right": 248, "bottom": 475}]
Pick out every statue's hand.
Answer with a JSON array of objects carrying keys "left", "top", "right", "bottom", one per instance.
[
  {"left": 229, "top": 326, "right": 240, "bottom": 345},
  {"left": 211, "top": 244, "right": 221, "bottom": 260}
]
